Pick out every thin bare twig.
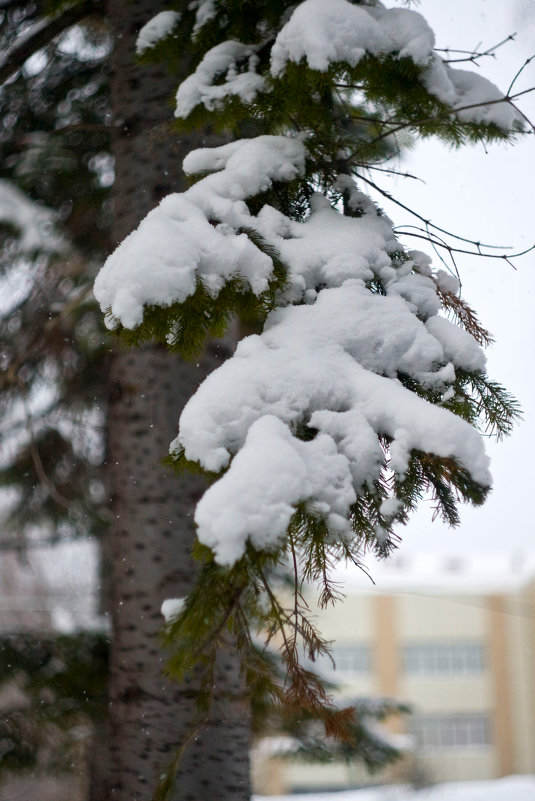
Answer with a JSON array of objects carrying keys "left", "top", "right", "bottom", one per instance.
[
  {"left": 420, "top": 223, "right": 462, "bottom": 284},
  {"left": 289, "top": 534, "right": 300, "bottom": 649},
  {"left": 362, "top": 164, "right": 426, "bottom": 183},
  {"left": 507, "top": 54, "right": 535, "bottom": 96},
  {"left": 436, "top": 34, "right": 515, "bottom": 65},
  {"left": 355, "top": 171, "right": 511, "bottom": 250},
  {"left": 20, "top": 391, "right": 72, "bottom": 510},
  {"left": 395, "top": 228, "right": 534, "bottom": 266}
]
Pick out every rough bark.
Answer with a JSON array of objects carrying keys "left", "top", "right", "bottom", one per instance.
[{"left": 104, "top": 1, "right": 251, "bottom": 798}]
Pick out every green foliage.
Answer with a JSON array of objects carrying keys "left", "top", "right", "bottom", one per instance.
[
  {"left": 281, "top": 698, "right": 411, "bottom": 772},
  {"left": 460, "top": 372, "right": 522, "bottom": 440},
  {"left": 0, "top": 5, "right": 112, "bottom": 256},
  {"left": 0, "top": 253, "right": 109, "bottom": 547},
  {"left": 0, "top": 1, "right": 111, "bottom": 551},
  {"left": 0, "top": 631, "right": 108, "bottom": 773},
  {"left": 149, "top": 2, "right": 525, "bottom": 772},
  {"left": 160, "top": 537, "right": 407, "bottom": 790},
  {"left": 112, "top": 227, "right": 288, "bottom": 357},
  {"left": 171, "top": 5, "right": 519, "bottom": 179},
  {"left": 395, "top": 450, "right": 488, "bottom": 528}
]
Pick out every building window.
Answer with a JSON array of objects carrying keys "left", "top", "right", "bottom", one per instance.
[
  {"left": 411, "top": 714, "right": 491, "bottom": 749},
  {"left": 403, "top": 643, "right": 484, "bottom": 675},
  {"left": 317, "top": 644, "right": 370, "bottom": 675}
]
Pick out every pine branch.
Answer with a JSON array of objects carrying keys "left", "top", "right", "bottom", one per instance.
[
  {"left": 93, "top": 6, "right": 528, "bottom": 785},
  {"left": 347, "top": 85, "right": 533, "bottom": 150},
  {"left": 466, "top": 372, "right": 523, "bottom": 440},
  {"left": 435, "top": 285, "right": 494, "bottom": 347}
]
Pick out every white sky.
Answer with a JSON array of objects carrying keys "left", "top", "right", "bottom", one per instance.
[{"left": 370, "top": 0, "right": 535, "bottom": 558}]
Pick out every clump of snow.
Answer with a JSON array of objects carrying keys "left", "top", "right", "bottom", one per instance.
[
  {"left": 195, "top": 415, "right": 356, "bottom": 565},
  {"left": 190, "top": 0, "right": 217, "bottom": 35},
  {"left": 269, "top": 0, "right": 521, "bottom": 131},
  {"left": 0, "top": 179, "right": 62, "bottom": 251},
  {"left": 386, "top": 272, "right": 442, "bottom": 318},
  {"left": 425, "top": 315, "right": 486, "bottom": 373},
  {"left": 258, "top": 192, "right": 399, "bottom": 300},
  {"left": 408, "top": 250, "right": 433, "bottom": 277},
  {"left": 176, "top": 41, "right": 267, "bottom": 117},
  {"left": 94, "top": 136, "right": 306, "bottom": 329},
  {"left": 423, "top": 58, "right": 523, "bottom": 131},
  {"left": 365, "top": 6, "right": 437, "bottom": 66},
  {"left": 270, "top": 0, "right": 435, "bottom": 75},
  {"left": 380, "top": 497, "right": 403, "bottom": 519},
  {"left": 435, "top": 269, "right": 460, "bottom": 295},
  {"left": 161, "top": 598, "right": 185, "bottom": 621},
  {"left": 136, "top": 11, "right": 181, "bottom": 56},
  {"left": 174, "top": 277, "right": 490, "bottom": 564}
]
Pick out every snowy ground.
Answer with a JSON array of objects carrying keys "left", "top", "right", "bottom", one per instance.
[{"left": 255, "top": 775, "right": 535, "bottom": 800}]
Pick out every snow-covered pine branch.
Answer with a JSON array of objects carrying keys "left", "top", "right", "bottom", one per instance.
[{"left": 94, "top": 0, "right": 525, "bottom": 768}]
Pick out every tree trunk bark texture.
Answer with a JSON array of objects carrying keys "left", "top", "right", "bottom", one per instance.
[{"left": 104, "top": 2, "right": 251, "bottom": 798}]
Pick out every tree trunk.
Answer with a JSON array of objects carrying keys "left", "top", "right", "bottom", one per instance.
[{"left": 103, "top": 1, "right": 251, "bottom": 798}]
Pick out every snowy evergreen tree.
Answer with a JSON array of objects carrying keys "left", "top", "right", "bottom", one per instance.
[
  {"left": 0, "top": 2, "right": 251, "bottom": 798},
  {"left": 94, "top": 0, "right": 529, "bottom": 796},
  {"left": 0, "top": 0, "right": 111, "bottom": 556},
  {"left": 2, "top": 0, "right": 532, "bottom": 798},
  {"left": 0, "top": 6, "right": 114, "bottom": 793}
]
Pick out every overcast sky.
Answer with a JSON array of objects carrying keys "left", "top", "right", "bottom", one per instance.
[{"left": 372, "top": 0, "right": 535, "bottom": 558}]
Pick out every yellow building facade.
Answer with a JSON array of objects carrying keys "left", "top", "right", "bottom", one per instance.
[{"left": 253, "top": 558, "right": 535, "bottom": 794}]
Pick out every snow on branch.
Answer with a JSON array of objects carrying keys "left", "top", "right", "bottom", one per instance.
[
  {"left": 136, "top": 10, "right": 181, "bottom": 56},
  {"left": 93, "top": 1, "right": 528, "bottom": 766},
  {"left": 175, "top": 41, "right": 266, "bottom": 117},
  {"left": 94, "top": 136, "right": 305, "bottom": 330},
  {"left": 94, "top": 3, "right": 531, "bottom": 576},
  {"left": 95, "top": 133, "right": 495, "bottom": 567},
  {"left": 177, "top": 280, "right": 490, "bottom": 565},
  {"left": 270, "top": 0, "right": 436, "bottom": 74},
  {"left": 175, "top": 0, "right": 525, "bottom": 134}
]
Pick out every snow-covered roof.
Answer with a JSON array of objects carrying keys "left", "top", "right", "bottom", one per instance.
[
  {"left": 338, "top": 552, "right": 535, "bottom": 595},
  {"left": 254, "top": 774, "right": 535, "bottom": 801}
]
